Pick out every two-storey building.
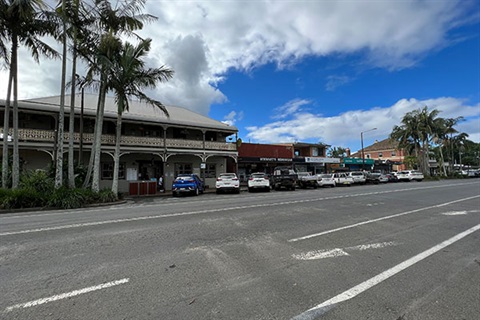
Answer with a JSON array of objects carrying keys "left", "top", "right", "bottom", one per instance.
[
  {"left": 349, "top": 138, "right": 406, "bottom": 172},
  {"left": 0, "top": 94, "right": 238, "bottom": 193}
]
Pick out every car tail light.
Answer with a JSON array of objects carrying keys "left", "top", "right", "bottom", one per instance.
[
  {"left": 232, "top": 178, "right": 238, "bottom": 181},
  {"left": 249, "top": 177, "right": 253, "bottom": 181},
  {"left": 216, "top": 178, "right": 222, "bottom": 181},
  {"left": 264, "top": 176, "right": 269, "bottom": 180}
]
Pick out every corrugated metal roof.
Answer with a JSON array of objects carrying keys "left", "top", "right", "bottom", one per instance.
[{"left": 2, "top": 94, "right": 237, "bottom": 132}]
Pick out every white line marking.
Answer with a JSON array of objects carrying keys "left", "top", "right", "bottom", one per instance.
[
  {"left": 441, "top": 211, "right": 468, "bottom": 216},
  {"left": 347, "top": 241, "right": 397, "bottom": 251},
  {"left": 293, "top": 249, "right": 350, "bottom": 260},
  {"left": 291, "top": 223, "right": 480, "bottom": 320},
  {"left": 293, "top": 242, "right": 397, "bottom": 260},
  {"left": 4, "top": 278, "right": 129, "bottom": 312},
  {"left": 1, "top": 189, "right": 479, "bottom": 237},
  {"left": 288, "top": 195, "right": 480, "bottom": 242}
]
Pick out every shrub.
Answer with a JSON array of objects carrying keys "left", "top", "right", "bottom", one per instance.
[
  {"left": 96, "top": 189, "right": 118, "bottom": 203},
  {"left": 47, "top": 187, "right": 88, "bottom": 209},
  {"left": 20, "top": 170, "right": 54, "bottom": 194},
  {"left": 1, "top": 188, "right": 45, "bottom": 209}
]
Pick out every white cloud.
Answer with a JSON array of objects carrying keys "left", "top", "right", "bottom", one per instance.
[
  {"left": 0, "top": 0, "right": 474, "bottom": 115},
  {"left": 272, "top": 99, "right": 311, "bottom": 119},
  {"left": 245, "top": 97, "right": 480, "bottom": 151},
  {"left": 222, "top": 110, "right": 244, "bottom": 126}
]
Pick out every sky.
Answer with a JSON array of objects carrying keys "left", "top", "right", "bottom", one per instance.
[{"left": 1, "top": 0, "right": 480, "bottom": 153}]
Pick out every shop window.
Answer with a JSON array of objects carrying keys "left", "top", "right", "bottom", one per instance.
[
  {"left": 378, "top": 152, "right": 383, "bottom": 158},
  {"left": 204, "top": 164, "right": 216, "bottom": 178},
  {"left": 391, "top": 151, "right": 396, "bottom": 156},
  {"left": 175, "top": 163, "right": 192, "bottom": 176},
  {"left": 101, "top": 162, "right": 125, "bottom": 180}
]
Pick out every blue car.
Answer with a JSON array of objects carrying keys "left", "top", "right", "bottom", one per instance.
[{"left": 172, "top": 174, "right": 204, "bottom": 196}]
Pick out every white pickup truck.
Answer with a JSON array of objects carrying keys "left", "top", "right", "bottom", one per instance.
[{"left": 296, "top": 172, "right": 319, "bottom": 189}]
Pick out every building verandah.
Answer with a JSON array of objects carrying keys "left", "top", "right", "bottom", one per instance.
[{"left": 0, "top": 94, "right": 238, "bottom": 193}]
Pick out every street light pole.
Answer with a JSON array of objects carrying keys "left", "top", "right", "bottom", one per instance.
[{"left": 361, "top": 128, "right": 377, "bottom": 171}]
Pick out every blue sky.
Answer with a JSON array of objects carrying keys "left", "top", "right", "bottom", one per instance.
[{"left": 1, "top": 0, "right": 479, "bottom": 153}]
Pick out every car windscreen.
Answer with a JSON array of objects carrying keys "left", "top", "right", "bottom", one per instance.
[
  {"left": 219, "top": 174, "right": 236, "bottom": 178},
  {"left": 251, "top": 174, "right": 265, "bottom": 178},
  {"left": 175, "top": 176, "right": 193, "bottom": 181},
  {"left": 320, "top": 174, "right": 332, "bottom": 178}
]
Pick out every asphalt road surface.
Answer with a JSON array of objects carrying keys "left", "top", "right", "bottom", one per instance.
[{"left": 1, "top": 179, "right": 479, "bottom": 320}]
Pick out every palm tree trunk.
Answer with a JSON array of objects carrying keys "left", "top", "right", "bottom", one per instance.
[
  {"left": 91, "top": 77, "right": 107, "bottom": 192},
  {"left": 2, "top": 69, "right": 13, "bottom": 189},
  {"left": 55, "top": 2, "right": 67, "bottom": 189},
  {"left": 111, "top": 113, "right": 122, "bottom": 198},
  {"left": 439, "top": 146, "right": 447, "bottom": 176},
  {"left": 12, "top": 35, "right": 19, "bottom": 189},
  {"left": 68, "top": 40, "right": 78, "bottom": 188}
]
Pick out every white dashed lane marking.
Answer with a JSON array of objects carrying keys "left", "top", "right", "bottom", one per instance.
[
  {"left": 4, "top": 278, "right": 130, "bottom": 313},
  {"left": 291, "top": 223, "right": 480, "bottom": 320}
]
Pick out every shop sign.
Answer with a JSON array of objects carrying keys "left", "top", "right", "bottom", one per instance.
[
  {"left": 238, "top": 157, "right": 293, "bottom": 162},
  {"left": 343, "top": 158, "right": 374, "bottom": 165},
  {"left": 304, "top": 157, "right": 340, "bottom": 164}
]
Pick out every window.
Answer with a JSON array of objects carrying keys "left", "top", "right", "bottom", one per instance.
[
  {"left": 204, "top": 164, "right": 216, "bottom": 178},
  {"left": 366, "top": 154, "right": 371, "bottom": 159},
  {"left": 175, "top": 163, "right": 192, "bottom": 176},
  {"left": 101, "top": 162, "right": 125, "bottom": 180},
  {"left": 378, "top": 152, "right": 383, "bottom": 158},
  {"left": 391, "top": 151, "right": 396, "bottom": 156}
]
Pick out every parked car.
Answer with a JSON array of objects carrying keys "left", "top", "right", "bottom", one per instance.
[
  {"left": 215, "top": 173, "right": 240, "bottom": 194},
  {"left": 333, "top": 172, "right": 354, "bottom": 186},
  {"left": 347, "top": 171, "right": 366, "bottom": 184},
  {"left": 396, "top": 170, "right": 424, "bottom": 182},
  {"left": 385, "top": 173, "right": 399, "bottom": 182},
  {"left": 316, "top": 173, "right": 336, "bottom": 187},
  {"left": 366, "top": 172, "right": 389, "bottom": 184},
  {"left": 248, "top": 172, "right": 271, "bottom": 192},
  {"left": 271, "top": 166, "right": 297, "bottom": 191},
  {"left": 296, "top": 172, "right": 319, "bottom": 189},
  {"left": 172, "top": 174, "right": 204, "bottom": 196}
]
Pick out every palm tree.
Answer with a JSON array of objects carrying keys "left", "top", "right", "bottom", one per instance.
[
  {"left": 0, "top": 0, "right": 58, "bottom": 189},
  {"left": 107, "top": 38, "right": 173, "bottom": 196},
  {"left": 390, "top": 110, "right": 422, "bottom": 170},
  {"left": 417, "top": 106, "right": 440, "bottom": 176},
  {"left": 78, "top": 0, "right": 156, "bottom": 192}
]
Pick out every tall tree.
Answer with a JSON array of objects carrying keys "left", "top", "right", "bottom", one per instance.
[
  {"left": 107, "top": 38, "right": 173, "bottom": 196},
  {"left": 78, "top": 0, "right": 156, "bottom": 192},
  {"left": 0, "top": 0, "right": 58, "bottom": 188}
]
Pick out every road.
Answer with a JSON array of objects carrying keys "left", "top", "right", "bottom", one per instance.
[{"left": 1, "top": 179, "right": 479, "bottom": 320}]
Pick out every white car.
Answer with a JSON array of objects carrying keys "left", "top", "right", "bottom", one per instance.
[
  {"left": 316, "top": 173, "right": 336, "bottom": 187},
  {"left": 396, "top": 170, "right": 424, "bottom": 182},
  {"left": 247, "top": 172, "right": 271, "bottom": 192},
  {"left": 215, "top": 173, "right": 240, "bottom": 193},
  {"left": 347, "top": 171, "right": 366, "bottom": 184},
  {"left": 333, "top": 172, "right": 354, "bottom": 186}
]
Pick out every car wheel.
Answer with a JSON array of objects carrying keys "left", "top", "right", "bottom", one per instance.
[
  {"left": 216, "top": 189, "right": 220, "bottom": 194},
  {"left": 266, "top": 187, "right": 270, "bottom": 192}
]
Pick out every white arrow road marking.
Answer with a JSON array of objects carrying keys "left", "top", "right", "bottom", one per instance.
[
  {"left": 293, "top": 242, "right": 397, "bottom": 260},
  {"left": 293, "top": 248, "right": 350, "bottom": 260},
  {"left": 291, "top": 223, "right": 480, "bottom": 320},
  {"left": 4, "top": 278, "right": 129, "bottom": 313}
]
